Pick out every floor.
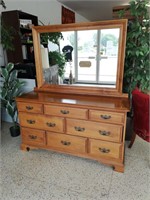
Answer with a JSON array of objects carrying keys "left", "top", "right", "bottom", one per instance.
[{"left": 1, "top": 122, "right": 150, "bottom": 200}]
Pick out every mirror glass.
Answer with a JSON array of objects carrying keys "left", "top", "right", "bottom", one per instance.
[{"left": 40, "top": 28, "right": 120, "bottom": 88}]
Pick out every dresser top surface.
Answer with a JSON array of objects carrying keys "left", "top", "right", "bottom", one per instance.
[{"left": 16, "top": 91, "right": 130, "bottom": 112}]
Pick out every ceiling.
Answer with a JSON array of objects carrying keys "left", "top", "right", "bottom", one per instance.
[{"left": 57, "top": 0, "right": 130, "bottom": 21}]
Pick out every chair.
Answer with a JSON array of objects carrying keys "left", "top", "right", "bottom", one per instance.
[{"left": 128, "top": 88, "right": 150, "bottom": 148}]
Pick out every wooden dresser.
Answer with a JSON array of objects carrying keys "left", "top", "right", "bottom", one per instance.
[
  {"left": 16, "top": 19, "right": 129, "bottom": 172},
  {"left": 17, "top": 92, "right": 129, "bottom": 172}
]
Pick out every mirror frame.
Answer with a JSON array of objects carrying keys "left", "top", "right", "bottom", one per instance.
[{"left": 32, "top": 19, "right": 128, "bottom": 97}]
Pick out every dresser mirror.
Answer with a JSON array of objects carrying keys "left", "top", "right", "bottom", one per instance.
[{"left": 32, "top": 19, "right": 127, "bottom": 96}]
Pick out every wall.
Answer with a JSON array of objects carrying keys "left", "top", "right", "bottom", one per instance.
[
  {"left": 2, "top": 0, "right": 62, "bottom": 24},
  {"left": 0, "top": 0, "right": 88, "bottom": 66},
  {"left": 2, "top": 0, "right": 88, "bottom": 24},
  {"left": 75, "top": 12, "right": 89, "bottom": 23}
]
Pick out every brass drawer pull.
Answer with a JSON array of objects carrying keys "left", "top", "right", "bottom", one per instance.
[
  {"left": 99, "top": 130, "right": 110, "bottom": 136},
  {"left": 61, "top": 140, "right": 71, "bottom": 146},
  {"left": 29, "top": 135, "right": 37, "bottom": 140},
  {"left": 100, "top": 115, "right": 111, "bottom": 120},
  {"left": 60, "top": 110, "right": 69, "bottom": 114},
  {"left": 26, "top": 106, "right": 33, "bottom": 110},
  {"left": 74, "top": 126, "right": 85, "bottom": 132},
  {"left": 27, "top": 119, "right": 35, "bottom": 124},
  {"left": 99, "top": 148, "right": 110, "bottom": 153},
  {"left": 46, "top": 122, "right": 56, "bottom": 127}
]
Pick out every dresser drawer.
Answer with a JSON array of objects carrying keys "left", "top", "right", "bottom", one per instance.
[
  {"left": 47, "top": 132, "right": 87, "bottom": 154},
  {"left": 21, "top": 127, "right": 46, "bottom": 146},
  {"left": 66, "top": 119, "right": 123, "bottom": 142},
  {"left": 89, "top": 110, "right": 125, "bottom": 124},
  {"left": 89, "top": 139, "right": 122, "bottom": 159},
  {"left": 19, "top": 113, "right": 64, "bottom": 133},
  {"left": 44, "top": 105, "right": 88, "bottom": 119},
  {"left": 17, "top": 102, "right": 43, "bottom": 114}
]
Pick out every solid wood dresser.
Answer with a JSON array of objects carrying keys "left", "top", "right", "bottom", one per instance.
[{"left": 17, "top": 91, "right": 129, "bottom": 172}]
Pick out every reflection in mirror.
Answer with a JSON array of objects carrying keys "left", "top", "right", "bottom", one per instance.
[
  {"left": 99, "top": 28, "right": 119, "bottom": 85},
  {"left": 40, "top": 31, "right": 65, "bottom": 84},
  {"left": 60, "top": 31, "right": 75, "bottom": 84},
  {"left": 40, "top": 28, "right": 120, "bottom": 88}
]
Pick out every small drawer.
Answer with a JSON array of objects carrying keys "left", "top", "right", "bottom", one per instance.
[
  {"left": 44, "top": 105, "right": 88, "bottom": 119},
  {"left": 47, "top": 132, "right": 87, "bottom": 154},
  {"left": 66, "top": 119, "right": 123, "bottom": 142},
  {"left": 89, "top": 110, "right": 125, "bottom": 124},
  {"left": 17, "top": 102, "right": 43, "bottom": 114},
  {"left": 89, "top": 139, "right": 122, "bottom": 159},
  {"left": 19, "top": 113, "right": 64, "bottom": 133},
  {"left": 21, "top": 127, "right": 46, "bottom": 146}
]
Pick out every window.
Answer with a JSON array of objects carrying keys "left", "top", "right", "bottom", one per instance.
[{"left": 60, "top": 28, "right": 120, "bottom": 85}]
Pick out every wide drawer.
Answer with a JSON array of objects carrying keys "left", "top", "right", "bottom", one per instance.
[
  {"left": 21, "top": 127, "right": 46, "bottom": 146},
  {"left": 19, "top": 113, "right": 64, "bottom": 133},
  {"left": 44, "top": 105, "right": 88, "bottom": 119},
  {"left": 17, "top": 102, "right": 43, "bottom": 114},
  {"left": 47, "top": 132, "right": 87, "bottom": 154},
  {"left": 66, "top": 119, "right": 123, "bottom": 142},
  {"left": 89, "top": 110, "right": 125, "bottom": 124},
  {"left": 89, "top": 139, "right": 122, "bottom": 159}
]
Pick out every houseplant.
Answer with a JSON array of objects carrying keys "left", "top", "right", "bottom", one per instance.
[
  {"left": 1, "top": 21, "right": 15, "bottom": 51},
  {"left": 118, "top": 0, "right": 150, "bottom": 97},
  {"left": 40, "top": 29, "right": 66, "bottom": 78},
  {"left": 1, "top": 0, "right": 15, "bottom": 66},
  {"left": 0, "top": 63, "right": 26, "bottom": 137},
  {"left": 118, "top": 0, "right": 150, "bottom": 141},
  {"left": 1, "top": 0, "right": 14, "bottom": 50},
  {"left": 48, "top": 51, "right": 66, "bottom": 78}
]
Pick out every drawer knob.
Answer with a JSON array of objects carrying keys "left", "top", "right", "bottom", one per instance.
[
  {"left": 99, "top": 130, "right": 110, "bottom": 136},
  {"left": 74, "top": 126, "right": 85, "bottom": 132},
  {"left": 100, "top": 115, "right": 111, "bottom": 120},
  {"left": 26, "top": 106, "right": 33, "bottom": 110},
  {"left": 61, "top": 140, "right": 71, "bottom": 146},
  {"left": 60, "top": 110, "right": 69, "bottom": 114},
  {"left": 29, "top": 135, "right": 37, "bottom": 140},
  {"left": 46, "top": 122, "right": 56, "bottom": 127},
  {"left": 27, "top": 119, "right": 35, "bottom": 124},
  {"left": 99, "top": 148, "right": 110, "bottom": 153}
]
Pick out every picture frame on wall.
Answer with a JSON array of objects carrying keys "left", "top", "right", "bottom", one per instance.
[{"left": 62, "top": 6, "right": 75, "bottom": 24}]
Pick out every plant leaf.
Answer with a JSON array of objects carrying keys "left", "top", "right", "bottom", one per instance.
[
  {"left": 6, "top": 63, "right": 14, "bottom": 72},
  {"left": 1, "top": 68, "right": 8, "bottom": 80},
  {"left": 8, "top": 69, "right": 18, "bottom": 82}
]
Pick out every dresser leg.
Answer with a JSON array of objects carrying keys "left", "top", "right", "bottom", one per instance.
[
  {"left": 26, "top": 147, "right": 30, "bottom": 151},
  {"left": 20, "top": 144, "right": 28, "bottom": 151},
  {"left": 20, "top": 144, "right": 38, "bottom": 151},
  {"left": 113, "top": 164, "right": 124, "bottom": 173}
]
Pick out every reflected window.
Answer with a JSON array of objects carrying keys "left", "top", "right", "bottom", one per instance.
[
  {"left": 60, "top": 28, "right": 120, "bottom": 85},
  {"left": 77, "top": 30, "right": 97, "bottom": 82},
  {"left": 99, "top": 29, "right": 119, "bottom": 84},
  {"left": 40, "top": 28, "right": 120, "bottom": 86}
]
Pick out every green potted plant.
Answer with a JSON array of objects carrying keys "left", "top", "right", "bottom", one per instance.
[
  {"left": 48, "top": 51, "right": 66, "bottom": 78},
  {"left": 118, "top": 0, "right": 150, "bottom": 141},
  {"left": 0, "top": 63, "right": 26, "bottom": 137},
  {"left": 1, "top": 0, "right": 15, "bottom": 67},
  {"left": 40, "top": 29, "right": 66, "bottom": 78},
  {"left": 1, "top": 22, "right": 15, "bottom": 51},
  {"left": 118, "top": 0, "right": 150, "bottom": 97},
  {"left": 1, "top": 0, "right": 14, "bottom": 50}
]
